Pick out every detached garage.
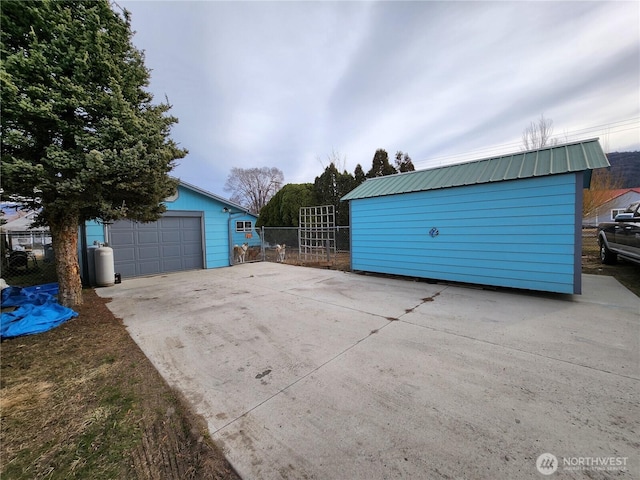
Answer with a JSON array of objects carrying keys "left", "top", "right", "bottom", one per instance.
[
  {"left": 108, "top": 212, "right": 204, "bottom": 278},
  {"left": 81, "top": 180, "right": 259, "bottom": 282},
  {"left": 341, "top": 139, "right": 609, "bottom": 294}
]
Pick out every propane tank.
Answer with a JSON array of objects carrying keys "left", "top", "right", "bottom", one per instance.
[{"left": 94, "top": 244, "right": 115, "bottom": 287}]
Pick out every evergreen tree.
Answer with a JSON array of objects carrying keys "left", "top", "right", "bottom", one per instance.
[
  {"left": 354, "top": 164, "right": 366, "bottom": 186},
  {"left": 313, "top": 163, "right": 355, "bottom": 226},
  {"left": 1, "top": 1, "right": 187, "bottom": 306},
  {"left": 395, "top": 151, "right": 415, "bottom": 173},
  {"left": 257, "top": 183, "right": 315, "bottom": 228},
  {"left": 366, "top": 149, "right": 397, "bottom": 178}
]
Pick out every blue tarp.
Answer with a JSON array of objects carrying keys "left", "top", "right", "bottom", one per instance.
[
  {"left": 1, "top": 284, "right": 78, "bottom": 339},
  {"left": 1, "top": 285, "right": 57, "bottom": 307}
]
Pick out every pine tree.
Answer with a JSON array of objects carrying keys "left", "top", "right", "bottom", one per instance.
[
  {"left": 354, "top": 164, "right": 366, "bottom": 186},
  {"left": 313, "top": 163, "right": 355, "bottom": 226},
  {"left": 395, "top": 151, "right": 415, "bottom": 173},
  {"left": 366, "top": 149, "right": 397, "bottom": 178},
  {"left": 1, "top": 1, "right": 187, "bottom": 306}
]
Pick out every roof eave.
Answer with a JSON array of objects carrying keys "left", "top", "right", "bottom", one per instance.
[{"left": 176, "top": 179, "right": 257, "bottom": 217}]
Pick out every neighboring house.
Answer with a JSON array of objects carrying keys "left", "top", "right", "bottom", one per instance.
[
  {"left": 81, "top": 180, "right": 260, "bottom": 282},
  {"left": 0, "top": 209, "right": 51, "bottom": 252},
  {"left": 342, "top": 139, "right": 609, "bottom": 295},
  {"left": 1, "top": 210, "right": 39, "bottom": 232},
  {"left": 582, "top": 188, "right": 640, "bottom": 227}
]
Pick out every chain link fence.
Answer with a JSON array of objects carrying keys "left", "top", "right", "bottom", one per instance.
[
  {"left": 258, "top": 226, "right": 350, "bottom": 270},
  {"left": 1, "top": 226, "right": 351, "bottom": 286},
  {"left": 1, "top": 231, "right": 58, "bottom": 288}
]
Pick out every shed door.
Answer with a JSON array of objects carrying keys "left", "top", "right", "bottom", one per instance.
[{"left": 109, "top": 212, "right": 203, "bottom": 278}]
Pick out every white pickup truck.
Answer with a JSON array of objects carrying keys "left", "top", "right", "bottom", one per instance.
[{"left": 598, "top": 202, "right": 640, "bottom": 265}]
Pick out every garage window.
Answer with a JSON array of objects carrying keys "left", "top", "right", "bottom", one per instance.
[{"left": 236, "top": 221, "right": 252, "bottom": 232}]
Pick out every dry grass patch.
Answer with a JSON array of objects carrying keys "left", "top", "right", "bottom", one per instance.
[{"left": 1, "top": 289, "right": 240, "bottom": 480}]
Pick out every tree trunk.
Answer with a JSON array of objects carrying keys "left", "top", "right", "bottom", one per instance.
[{"left": 50, "top": 215, "right": 83, "bottom": 308}]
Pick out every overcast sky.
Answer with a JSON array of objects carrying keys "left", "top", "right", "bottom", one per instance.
[{"left": 119, "top": 0, "right": 640, "bottom": 197}]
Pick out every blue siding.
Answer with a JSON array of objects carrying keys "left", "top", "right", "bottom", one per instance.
[
  {"left": 78, "top": 221, "right": 107, "bottom": 285},
  {"left": 349, "top": 173, "right": 582, "bottom": 294},
  {"left": 161, "top": 185, "right": 259, "bottom": 267},
  {"left": 84, "top": 221, "right": 105, "bottom": 246},
  {"left": 230, "top": 214, "right": 261, "bottom": 248},
  {"left": 83, "top": 183, "right": 258, "bottom": 270}
]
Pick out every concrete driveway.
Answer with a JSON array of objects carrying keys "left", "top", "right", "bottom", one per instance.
[{"left": 96, "top": 263, "right": 639, "bottom": 479}]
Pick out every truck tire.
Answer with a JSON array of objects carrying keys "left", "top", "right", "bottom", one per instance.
[{"left": 599, "top": 240, "right": 617, "bottom": 265}]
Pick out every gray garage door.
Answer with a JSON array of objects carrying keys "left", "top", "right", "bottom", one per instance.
[{"left": 109, "top": 212, "right": 204, "bottom": 278}]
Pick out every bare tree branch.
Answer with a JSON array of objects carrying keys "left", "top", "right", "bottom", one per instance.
[
  {"left": 522, "top": 114, "right": 557, "bottom": 150},
  {"left": 583, "top": 167, "right": 624, "bottom": 218},
  {"left": 224, "top": 167, "right": 284, "bottom": 214}
]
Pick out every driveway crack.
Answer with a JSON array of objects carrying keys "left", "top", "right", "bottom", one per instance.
[
  {"left": 212, "top": 319, "right": 396, "bottom": 434},
  {"left": 398, "top": 318, "right": 640, "bottom": 381}
]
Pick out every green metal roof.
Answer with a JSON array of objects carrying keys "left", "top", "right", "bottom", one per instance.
[{"left": 341, "top": 139, "right": 609, "bottom": 201}]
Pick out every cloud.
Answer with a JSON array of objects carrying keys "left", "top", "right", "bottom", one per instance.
[{"left": 120, "top": 0, "right": 640, "bottom": 195}]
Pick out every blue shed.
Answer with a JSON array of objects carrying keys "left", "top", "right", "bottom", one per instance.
[
  {"left": 341, "top": 139, "right": 610, "bottom": 294},
  {"left": 81, "top": 180, "right": 259, "bottom": 281}
]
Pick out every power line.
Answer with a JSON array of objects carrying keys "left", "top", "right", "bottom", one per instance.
[
  {"left": 559, "top": 117, "right": 639, "bottom": 135},
  {"left": 413, "top": 116, "right": 640, "bottom": 169}
]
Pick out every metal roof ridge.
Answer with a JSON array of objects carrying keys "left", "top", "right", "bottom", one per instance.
[
  {"left": 436, "top": 137, "right": 601, "bottom": 172},
  {"left": 358, "top": 138, "right": 601, "bottom": 181},
  {"left": 342, "top": 138, "right": 608, "bottom": 201},
  {"left": 561, "top": 145, "right": 569, "bottom": 174},
  {"left": 473, "top": 157, "right": 493, "bottom": 184},
  {"left": 519, "top": 137, "right": 600, "bottom": 156},
  {"left": 502, "top": 150, "right": 534, "bottom": 180},
  {"left": 485, "top": 157, "right": 503, "bottom": 182},
  {"left": 580, "top": 142, "right": 589, "bottom": 170}
]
